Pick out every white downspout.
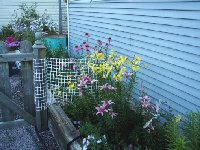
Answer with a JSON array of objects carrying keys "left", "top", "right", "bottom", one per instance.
[{"left": 67, "top": 0, "right": 70, "bottom": 56}]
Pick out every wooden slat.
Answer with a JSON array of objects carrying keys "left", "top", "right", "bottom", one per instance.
[
  {"left": 0, "top": 92, "right": 35, "bottom": 125},
  {"left": 0, "top": 53, "right": 34, "bottom": 62},
  {"left": 48, "top": 104, "right": 82, "bottom": 150},
  {"left": 0, "top": 41, "right": 14, "bottom": 121},
  {"left": 20, "top": 41, "right": 35, "bottom": 117}
]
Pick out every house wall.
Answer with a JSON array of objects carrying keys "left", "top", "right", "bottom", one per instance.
[
  {"left": 68, "top": 0, "right": 200, "bottom": 115},
  {"left": 0, "top": 0, "right": 67, "bottom": 33}
]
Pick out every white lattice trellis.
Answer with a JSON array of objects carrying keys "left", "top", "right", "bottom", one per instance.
[{"left": 47, "top": 58, "right": 98, "bottom": 103}]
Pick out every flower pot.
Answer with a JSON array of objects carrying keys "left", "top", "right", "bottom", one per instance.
[{"left": 43, "top": 34, "right": 67, "bottom": 52}]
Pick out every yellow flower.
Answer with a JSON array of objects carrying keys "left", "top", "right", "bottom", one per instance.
[
  {"left": 131, "top": 65, "right": 140, "bottom": 71},
  {"left": 113, "top": 73, "right": 122, "bottom": 82},
  {"left": 134, "top": 55, "right": 141, "bottom": 64},
  {"left": 119, "top": 66, "right": 126, "bottom": 75},
  {"left": 129, "top": 61, "right": 140, "bottom": 71},
  {"left": 91, "top": 52, "right": 104, "bottom": 60},
  {"left": 175, "top": 115, "right": 182, "bottom": 123},
  {"left": 67, "top": 81, "right": 75, "bottom": 90},
  {"left": 58, "top": 91, "right": 62, "bottom": 96},
  {"left": 108, "top": 50, "right": 115, "bottom": 62},
  {"left": 103, "top": 66, "right": 113, "bottom": 78},
  {"left": 118, "top": 55, "right": 127, "bottom": 64}
]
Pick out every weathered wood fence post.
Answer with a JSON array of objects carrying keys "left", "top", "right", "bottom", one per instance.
[
  {"left": 20, "top": 41, "right": 35, "bottom": 117},
  {"left": 33, "top": 33, "right": 48, "bottom": 131},
  {"left": 0, "top": 41, "right": 14, "bottom": 121}
]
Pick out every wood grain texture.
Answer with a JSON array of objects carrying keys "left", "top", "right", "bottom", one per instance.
[
  {"left": 0, "top": 42, "right": 14, "bottom": 121},
  {"left": 21, "top": 41, "right": 35, "bottom": 117},
  {"left": 48, "top": 104, "right": 82, "bottom": 150}
]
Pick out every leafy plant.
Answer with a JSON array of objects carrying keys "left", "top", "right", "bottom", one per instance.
[
  {"left": 12, "top": 3, "right": 39, "bottom": 31},
  {"left": 46, "top": 44, "right": 69, "bottom": 58},
  {"left": 184, "top": 112, "right": 200, "bottom": 150},
  {"left": 63, "top": 33, "right": 172, "bottom": 149},
  {"left": 0, "top": 24, "right": 14, "bottom": 41},
  {"left": 165, "top": 116, "right": 191, "bottom": 150}
]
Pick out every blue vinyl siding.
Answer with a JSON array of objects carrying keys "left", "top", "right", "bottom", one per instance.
[{"left": 68, "top": 0, "right": 200, "bottom": 115}]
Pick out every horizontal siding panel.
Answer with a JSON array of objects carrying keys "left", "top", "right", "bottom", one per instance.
[
  {"left": 70, "top": 8, "right": 200, "bottom": 20},
  {"left": 70, "top": 22, "right": 200, "bottom": 56},
  {"left": 70, "top": 18, "right": 200, "bottom": 47},
  {"left": 70, "top": 27, "right": 200, "bottom": 67},
  {"left": 70, "top": 0, "right": 200, "bottom": 3},
  {"left": 70, "top": 11, "right": 200, "bottom": 29},
  {"left": 70, "top": 15, "right": 200, "bottom": 38},
  {"left": 70, "top": 2, "right": 200, "bottom": 10}
]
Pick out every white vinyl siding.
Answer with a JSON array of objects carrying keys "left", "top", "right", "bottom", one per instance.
[
  {"left": 0, "top": 0, "right": 67, "bottom": 33},
  {"left": 68, "top": 0, "right": 200, "bottom": 115}
]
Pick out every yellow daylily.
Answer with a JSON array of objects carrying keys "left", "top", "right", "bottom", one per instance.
[
  {"left": 103, "top": 65, "right": 113, "bottom": 78},
  {"left": 113, "top": 73, "right": 123, "bottom": 82},
  {"left": 119, "top": 66, "right": 126, "bottom": 75},
  {"left": 129, "top": 61, "right": 140, "bottom": 72},
  {"left": 175, "top": 115, "right": 182, "bottom": 123},
  {"left": 134, "top": 55, "right": 141, "bottom": 64},
  {"left": 108, "top": 50, "right": 115, "bottom": 62},
  {"left": 58, "top": 91, "right": 62, "bottom": 96},
  {"left": 118, "top": 55, "right": 127, "bottom": 64},
  {"left": 67, "top": 81, "right": 75, "bottom": 90},
  {"left": 91, "top": 51, "right": 104, "bottom": 60},
  {"left": 131, "top": 65, "right": 140, "bottom": 71}
]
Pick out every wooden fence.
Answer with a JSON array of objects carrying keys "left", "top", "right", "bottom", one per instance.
[
  {"left": 0, "top": 38, "right": 82, "bottom": 149},
  {"left": 0, "top": 38, "right": 47, "bottom": 130}
]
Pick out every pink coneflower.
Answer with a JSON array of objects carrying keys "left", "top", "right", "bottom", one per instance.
[
  {"left": 85, "top": 33, "right": 90, "bottom": 38},
  {"left": 94, "top": 45, "right": 98, "bottom": 50},
  {"left": 108, "top": 37, "right": 112, "bottom": 43},
  {"left": 97, "top": 40, "right": 102, "bottom": 45},
  {"left": 105, "top": 43, "right": 109, "bottom": 47},
  {"left": 83, "top": 41, "right": 87, "bottom": 45},
  {"left": 74, "top": 45, "right": 80, "bottom": 52},
  {"left": 96, "top": 105, "right": 108, "bottom": 116},
  {"left": 85, "top": 43, "right": 90, "bottom": 51}
]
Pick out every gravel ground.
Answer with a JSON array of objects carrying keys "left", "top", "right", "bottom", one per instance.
[
  {"left": 0, "top": 73, "right": 60, "bottom": 150},
  {"left": 0, "top": 123, "right": 40, "bottom": 150}
]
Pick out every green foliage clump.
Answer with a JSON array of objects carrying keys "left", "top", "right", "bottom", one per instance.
[
  {"left": 0, "top": 3, "right": 58, "bottom": 44},
  {"left": 46, "top": 44, "right": 69, "bottom": 58},
  {"left": 165, "top": 111, "right": 200, "bottom": 150},
  {"left": 184, "top": 112, "right": 200, "bottom": 150},
  {"left": 0, "top": 24, "right": 14, "bottom": 41}
]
